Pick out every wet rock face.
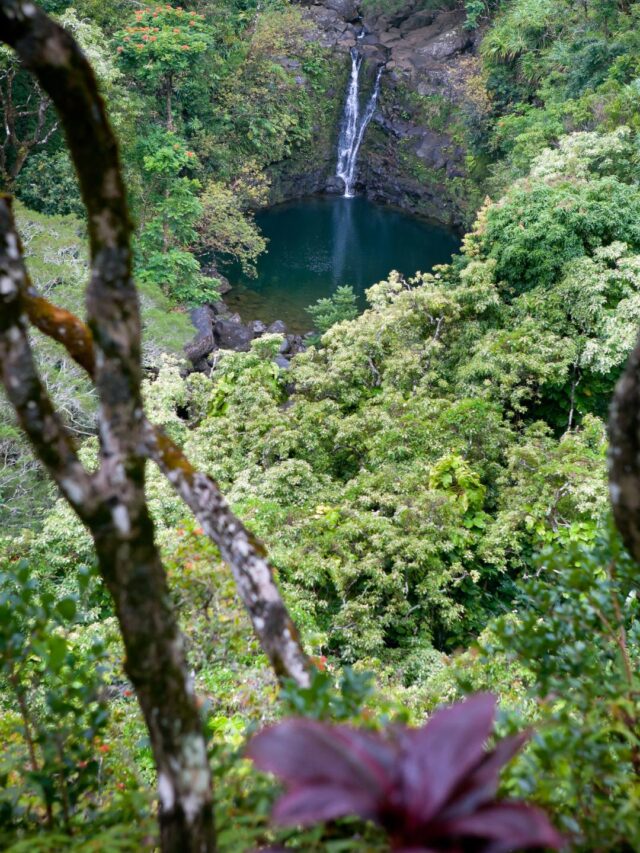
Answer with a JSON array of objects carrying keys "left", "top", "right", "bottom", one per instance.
[
  {"left": 323, "top": 0, "right": 359, "bottom": 21},
  {"left": 325, "top": 175, "right": 346, "bottom": 194},
  {"left": 287, "top": 0, "right": 481, "bottom": 226}
]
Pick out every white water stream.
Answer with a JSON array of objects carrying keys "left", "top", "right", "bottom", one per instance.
[{"left": 335, "top": 50, "right": 383, "bottom": 198}]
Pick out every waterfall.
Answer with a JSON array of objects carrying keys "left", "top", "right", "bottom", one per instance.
[{"left": 336, "top": 50, "right": 382, "bottom": 198}]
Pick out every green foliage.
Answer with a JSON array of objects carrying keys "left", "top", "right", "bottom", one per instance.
[
  {"left": 441, "top": 525, "right": 640, "bottom": 851},
  {"left": 14, "top": 151, "right": 83, "bottom": 217},
  {"left": 305, "top": 285, "right": 359, "bottom": 337},
  {"left": 135, "top": 131, "right": 214, "bottom": 304},
  {"left": 496, "top": 534, "right": 640, "bottom": 850},
  {"left": 279, "top": 667, "right": 376, "bottom": 722},
  {"left": 198, "top": 170, "right": 268, "bottom": 275},
  {"left": 0, "top": 562, "right": 109, "bottom": 836},
  {"left": 115, "top": 5, "right": 212, "bottom": 110},
  {"left": 473, "top": 0, "right": 640, "bottom": 191},
  {"left": 480, "top": 176, "right": 640, "bottom": 295},
  {"left": 142, "top": 214, "right": 613, "bottom": 661},
  {"left": 464, "top": 0, "right": 501, "bottom": 30}
]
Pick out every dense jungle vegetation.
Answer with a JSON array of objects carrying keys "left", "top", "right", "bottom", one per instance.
[{"left": 1, "top": 0, "right": 639, "bottom": 850}]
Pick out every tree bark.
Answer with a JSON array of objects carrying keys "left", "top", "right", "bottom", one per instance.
[
  {"left": 0, "top": 1, "right": 312, "bottom": 845},
  {"left": 21, "top": 285, "right": 311, "bottom": 687},
  {"left": 0, "top": 3, "right": 216, "bottom": 848},
  {"left": 608, "top": 335, "right": 640, "bottom": 563},
  {"left": 0, "top": 194, "right": 215, "bottom": 852}
]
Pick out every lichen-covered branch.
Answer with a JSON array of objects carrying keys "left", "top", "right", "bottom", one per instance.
[
  {"left": 608, "top": 335, "right": 640, "bottom": 562},
  {"left": 147, "top": 427, "right": 311, "bottom": 687},
  {"left": 0, "top": 196, "right": 96, "bottom": 519},
  {"left": 0, "top": 4, "right": 215, "bottom": 849},
  {"left": 21, "top": 283, "right": 311, "bottom": 687},
  {"left": 24, "top": 289, "right": 96, "bottom": 374},
  {"left": 0, "top": 3, "right": 311, "bottom": 844}
]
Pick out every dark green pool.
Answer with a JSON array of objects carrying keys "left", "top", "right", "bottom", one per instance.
[{"left": 223, "top": 195, "right": 460, "bottom": 333}]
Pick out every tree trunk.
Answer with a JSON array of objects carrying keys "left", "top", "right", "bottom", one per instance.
[
  {"left": 94, "top": 524, "right": 215, "bottom": 851},
  {"left": 166, "top": 75, "right": 174, "bottom": 132},
  {"left": 608, "top": 337, "right": 640, "bottom": 562}
]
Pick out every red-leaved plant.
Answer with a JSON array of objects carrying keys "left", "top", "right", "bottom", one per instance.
[{"left": 246, "top": 693, "right": 564, "bottom": 852}]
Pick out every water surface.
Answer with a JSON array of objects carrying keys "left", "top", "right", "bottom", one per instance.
[{"left": 224, "top": 196, "right": 460, "bottom": 333}]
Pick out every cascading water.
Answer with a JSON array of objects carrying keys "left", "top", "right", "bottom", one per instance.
[{"left": 335, "top": 50, "right": 383, "bottom": 198}]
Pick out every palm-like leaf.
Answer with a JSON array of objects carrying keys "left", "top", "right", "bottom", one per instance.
[{"left": 247, "top": 694, "right": 564, "bottom": 852}]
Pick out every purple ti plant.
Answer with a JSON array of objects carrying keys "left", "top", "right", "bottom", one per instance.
[{"left": 246, "top": 693, "right": 564, "bottom": 852}]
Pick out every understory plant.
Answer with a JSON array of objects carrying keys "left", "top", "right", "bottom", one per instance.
[
  {"left": 0, "top": 561, "right": 109, "bottom": 835},
  {"left": 247, "top": 693, "right": 563, "bottom": 852}
]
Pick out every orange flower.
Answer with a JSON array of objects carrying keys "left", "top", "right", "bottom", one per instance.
[
  {"left": 117, "top": 45, "right": 124, "bottom": 52},
  {"left": 181, "top": 44, "right": 190, "bottom": 50},
  {"left": 98, "top": 743, "right": 111, "bottom": 754},
  {"left": 186, "top": 151, "right": 195, "bottom": 157},
  {"left": 173, "top": 27, "right": 180, "bottom": 32}
]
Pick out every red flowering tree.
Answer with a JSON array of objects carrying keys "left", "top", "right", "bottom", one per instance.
[{"left": 115, "top": 5, "right": 211, "bottom": 130}]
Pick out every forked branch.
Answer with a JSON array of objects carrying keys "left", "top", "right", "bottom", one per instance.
[{"left": 22, "top": 275, "right": 310, "bottom": 685}]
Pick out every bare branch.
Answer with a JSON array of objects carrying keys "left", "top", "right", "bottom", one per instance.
[
  {"left": 0, "top": 4, "right": 215, "bottom": 847},
  {"left": 147, "top": 426, "right": 311, "bottom": 686},
  {"left": 22, "top": 284, "right": 311, "bottom": 686},
  {"left": 0, "top": 196, "right": 95, "bottom": 518}
]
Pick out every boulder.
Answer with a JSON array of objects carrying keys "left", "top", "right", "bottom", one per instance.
[
  {"left": 184, "top": 334, "right": 214, "bottom": 367},
  {"left": 288, "top": 334, "right": 306, "bottom": 355},
  {"left": 210, "top": 300, "right": 232, "bottom": 318},
  {"left": 415, "top": 28, "right": 473, "bottom": 62},
  {"left": 250, "top": 319, "right": 268, "bottom": 336},
  {"left": 185, "top": 305, "right": 215, "bottom": 368},
  {"left": 190, "top": 305, "right": 215, "bottom": 338},
  {"left": 398, "top": 10, "right": 436, "bottom": 33},
  {"left": 275, "top": 355, "right": 291, "bottom": 370},
  {"left": 414, "top": 129, "right": 453, "bottom": 170},
  {"left": 336, "top": 32, "right": 357, "bottom": 49},
  {"left": 379, "top": 30, "right": 402, "bottom": 47},
  {"left": 325, "top": 175, "right": 346, "bottom": 194},
  {"left": 267, "top": 319, "right": 288, "bottom": 335},
  {"left": 323, "top": 0, "right": 358, "bottom": 22},
  {"left": 214, "top": 318, "right": 255, "bottom": 352},
  {"left": 360, "top": 43, "right": 387, "bottom": 64}
]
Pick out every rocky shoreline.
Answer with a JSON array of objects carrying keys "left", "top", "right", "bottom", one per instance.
[
  {"left": 187, "top": 2, "right": 481, "bottom": 359},
  {"left": 184, "top": 302, "right": 309, "bottom": 371}
]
